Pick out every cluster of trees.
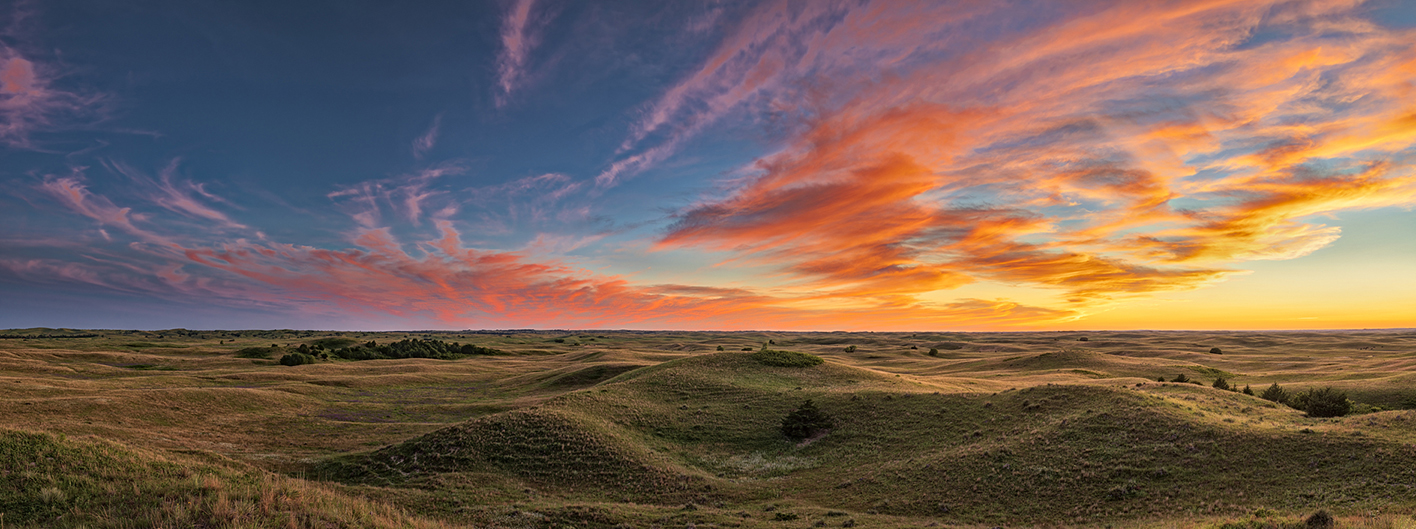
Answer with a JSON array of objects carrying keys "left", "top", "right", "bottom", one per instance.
[
  {"left": 256, "top": 338, "right": 505, "bottom": 366},
  {"left": 279, "top": 352, "right": 317, "bottom": 366},
  {"left": 325, "top": 339, "right": 503, "bottom": 360},
  {"left": 1258, "top": 383, "right": 1352, "bottom": 418},
  {"left": 0, "top": 333, "right": 101, "bottom": 339},
  {"left": 1159, "top": 374, "right": 1354, "bottom": 417}
]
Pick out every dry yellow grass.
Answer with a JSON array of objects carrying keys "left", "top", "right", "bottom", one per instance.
[{"left": 2, "top": 328, "right": 1414, "bottom": 527}]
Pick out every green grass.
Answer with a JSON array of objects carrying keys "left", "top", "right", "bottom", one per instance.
[{"left": 751, "top": 348, "right": 825, "bottom": 367}]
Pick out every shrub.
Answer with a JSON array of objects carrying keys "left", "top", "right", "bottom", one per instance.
[
  {"left": 1242, "top": 385, "right": 1254, "bottom": 395},
  {"left": 1171, "top": 373, "right": 1190, "bottom": 384},
  {"left": 1212, "top": 377, "right": 1231, "bottom": 391},
  {"left": 1351, "top": 403, "right": 1384, "bottom": 414},
  {"left": 235, "top": 346, "right": 275, "bottom": 359},
  {"left": 1157, "top": 376, "right": 1167, "bottom": 382},
  {"left": 1305, "top": 509, "right": 1334, "bottom": 529},
  {"left": 844, "top": 345, "right": 857, "bottom": 353},
  {"left": 279, "top": 353, "right": 316, "bottom": 366},
  {"left": 753, "top": 349, "right": 824, "bottom": 368},
  {"left": 717, "top": 345, "right": 724, "bottom": 351},
  {"left": 1209, "top": 347, "right": 1223, "bottom": 354},
  {"left": 1077, "top": 337, "right": 1088, "bottom": 341},
  {"left": 1293, "top": 387, "right": 1351, "bottom": 418},
  {"left": 1260, "top": 383, "right": 1289, "bottom": 404},
  {"left": 927, "top": 348, "right": 939, "bottom": 357},
  {"left": 781, "top": 399, "right": 834, "bottom": 441}
]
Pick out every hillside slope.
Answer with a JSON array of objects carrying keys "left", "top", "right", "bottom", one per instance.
[{"left": 320, "top": 352, "right": 1416, "bottom": 526}]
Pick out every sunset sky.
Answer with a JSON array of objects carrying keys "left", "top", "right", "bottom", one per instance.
[{"left": 2, "top": 0, "right": 1414, "bottom": 331}]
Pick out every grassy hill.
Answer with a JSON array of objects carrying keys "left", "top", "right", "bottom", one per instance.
[
  {"left": 0, "top": 427, "right": 457, "bottom": 528},
  {"left": 3, "top": 329, "right": 1416, "bottom": 527}
]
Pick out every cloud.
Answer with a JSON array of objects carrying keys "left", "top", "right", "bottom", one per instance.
[
  {"left": 162, "top": 220, "right": 1072, "bottom": 330},
  {"left": 10, "top": 0, "right": 1415, "bottom": 330},
  {"left": 103, "top": 159, "right": 246, "bottom": 230},
  {"left": 327, "top": 163, "right": 464, "bottom": 227},
  {"left": 494, "top": 0, "right": 544, "bottom": 107},
  {"left": 654, "top": 0, "right": 1416, "bottom": 311},
  {"left": 16, "top": 169, "right": 1074, "bottom": 329},
  {"left": 412, "top": 114, "right": 441, "bottom": 159},
  {"left": 36, "top": 170, "right": 175, "bottom": 247},
  {"left": 0, "top": 44, "right": 103, "bottom": 148}
]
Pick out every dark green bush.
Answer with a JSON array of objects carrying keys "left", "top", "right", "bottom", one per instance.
[
  {"left": 1171, "top": 373, "right": 1190, "bottom": 384},
  {"left": 752, "top": 349, "right": 824, "bottom": 368},
  {"left": 716, "top": 345, "right": 724, "bottom": 351},
  {"left": 781, "top": 399, "right": 834, "bottom": 441},
  {"left": 844, "top": 345, "right": 857, "bottom": 353},
  {"left": 1305, "top": 509, "right": 1334, "bottom": 529},
  {"left": 1260, "top": 383, "right": 1289, "bottom": 405},
  {"left": 1157, "top": 376, "right": 1167, "bottom": 382},
  {"left": 1212, "top": 377, "right": 1231, "bottom": 391},
  {"left": 279, "top": 353, "right": 316, "bottom": 366},
  {"left": 1292, "top": 387, "right": 1351, "bottom": 418},
  {"left": 927, "top": 348, "right": 939, "bottom": 357},
  {"left": 1209, "top": 347, "right": 1222, "bottom": 354},
  {"left": 1242, "top": 385, "right": 1254, "bottom": 396}
]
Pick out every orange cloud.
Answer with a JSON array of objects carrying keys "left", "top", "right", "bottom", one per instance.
[{"left": 649, "top": 0, "right": 1416, "bottom": 315}]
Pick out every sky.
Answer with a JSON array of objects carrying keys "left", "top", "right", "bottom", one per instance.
[{"left": 1, "top": 0, "right": 1414, "bottom": 331}]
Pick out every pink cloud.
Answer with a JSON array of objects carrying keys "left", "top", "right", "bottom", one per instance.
[
  {"left": 495, "top": 0, "right": 545, "bottom": 107},
  {"left": 327, "top": 164, "right": 463, "bottom": 227},
  {"left": 104, "top": 159, "right": 246, "bottom": 230},
  {"left": 36, "top": 171, "right": 175, "bottom": 247},
  {"left": 0, "top": 44, "right": 103, "bottom": 148}
]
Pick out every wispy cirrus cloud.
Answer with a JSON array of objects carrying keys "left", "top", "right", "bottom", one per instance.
[
  {"left": 494, "top": 0, "right": 546, "bottom": 107},
  {"left": 327, "top": 163, "right": 464, "bottom": 228},
  {"left": 0, "top": 43, "right": 103, "bottom": 148},
  {"left": 35, "top": 170, "right": 175, "bottom": 246},
  {"left": 103, "top": 159, "right": 246, "bottom": 230},
  {"left": 412, "top": 114, "right": 441, "bottom": 160}
]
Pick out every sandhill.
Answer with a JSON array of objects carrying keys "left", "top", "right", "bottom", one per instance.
[{"left": 2, "top": 329, "right": 1415, "bottom": 527}]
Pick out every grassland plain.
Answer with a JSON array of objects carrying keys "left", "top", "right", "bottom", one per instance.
[{"left": 2, "top": 328, "right": 1415, "bottom": 528}]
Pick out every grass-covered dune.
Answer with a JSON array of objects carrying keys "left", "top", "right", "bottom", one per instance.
[
  {"left": 0, "top": 428, "right": 457, "bottom": 528},
  {"left": 321, "top": 352, "right": 1416, "bottom": 527},
  {"left": 3, "top": 329, "right": 1416, "bottom": 527}
]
